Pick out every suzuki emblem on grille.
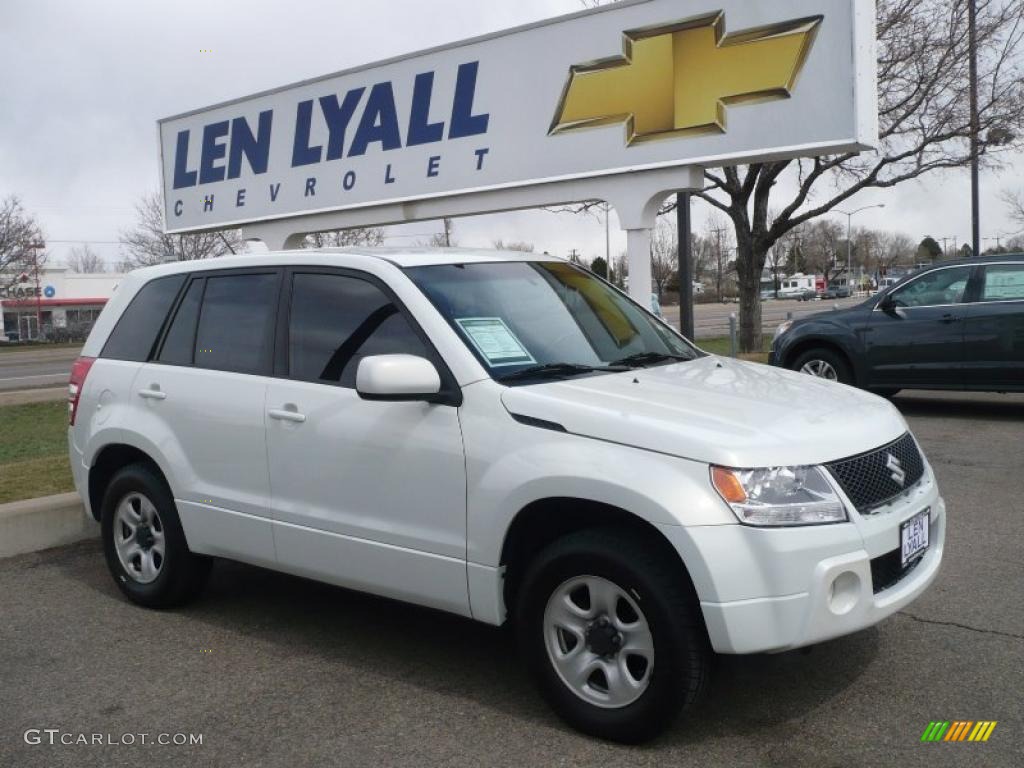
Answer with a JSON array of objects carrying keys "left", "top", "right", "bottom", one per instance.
[{"left": 887, "top": 454, "right": 906, "bottom": 486}]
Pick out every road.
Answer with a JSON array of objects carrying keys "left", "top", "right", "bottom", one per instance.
[
  {"left": 0, "top": 347, "right": 81, "bottom": 392},
  {"left": 1, "top": 391, "right": 1022, "bottom": 767},
  {"left": 0, "top": 296, "right": 864, "bottom": 387},
  {"left": 662, "top": 296, "right": 865, "bottom": 339}
]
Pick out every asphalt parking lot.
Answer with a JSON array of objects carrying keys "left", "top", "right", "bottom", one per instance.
[{"left": 1, "top": 391, "right": 1022, "bottom": 768}]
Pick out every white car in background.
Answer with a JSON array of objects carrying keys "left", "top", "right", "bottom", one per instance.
[{"left": 68, "top": 249, "right": 945, "bottom": 743}]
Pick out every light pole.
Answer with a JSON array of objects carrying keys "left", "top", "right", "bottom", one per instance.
[
  {"left": 968, "top": 0, "right": 981, "bottom": 260},
  {"left": 835, "top": 204, "right": 885, "bottom": 293}
]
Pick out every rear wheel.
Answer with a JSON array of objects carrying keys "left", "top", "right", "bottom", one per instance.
[
  {"left": 869, "top": 388, "right": 901, "bottom": 399},
  {"left": 100, "top": 463, "right": 211, "bottom": 608},
  {"left": 516, "top": 528, "right": 709, "bottom": 743},
  {"left": 791, "top": 347, "right": 854, "bottom": 386}
]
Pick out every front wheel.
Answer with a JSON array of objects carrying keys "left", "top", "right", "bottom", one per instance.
[
  {"left": 791, "top": 347, "right": 854, "bottom": 386},
  {"left": 516, "top": 529, "right": 709, "bottom": 743}
]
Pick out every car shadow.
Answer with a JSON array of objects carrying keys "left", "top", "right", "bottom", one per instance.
[
  {"left": 69, "top": 549, "right": 879, "bottom": 745},
  {"left": 893, "top": 391, "right": 1024, "bottom": 421}
]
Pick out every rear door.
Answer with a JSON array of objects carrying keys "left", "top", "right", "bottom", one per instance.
[
  {"left": 863, "top": 265, "right": 974, "bottom": 389},
  {"left": 137, "top": 268, "right": 282, "bottom": 565},
  {"left": 962, "top": 263, "right": 1024, "bottom": 390},
  {"left": 264, "top": 268, "right": 469, "bottom": 616}
]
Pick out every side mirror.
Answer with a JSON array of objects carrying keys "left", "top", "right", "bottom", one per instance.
[
  {"left": 356, "top": 354, "right": 442, "bottom": 402},
  {"left": 877, "top": 294, "right": 897, "bottom": 313}
]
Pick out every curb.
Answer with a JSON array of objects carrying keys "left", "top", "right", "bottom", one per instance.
[{"left": 0, "top": 493, "right": 98, "bottom": 559}]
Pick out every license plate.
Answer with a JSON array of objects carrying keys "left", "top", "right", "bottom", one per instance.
[{"left": 900, "top": 508, "right": 930, "bottom": 568}]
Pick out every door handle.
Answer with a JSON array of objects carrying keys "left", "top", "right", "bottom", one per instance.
[
  {"left": 138, "top": 386, "right": 167, "bottom": 401},
  {"left": 940, "top": 313, "right": 961, "bottom": 324},
  {"left": 268, "top": 407, "right": 306, "bottom": 424}
]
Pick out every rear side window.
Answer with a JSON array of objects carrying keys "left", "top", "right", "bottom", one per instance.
[
  {"left": 980, "top": 265, "right": 1024, "bottom": 302},
  {"left": 288, "top": 273, "right": 428, "bottom": 387},
  {"left": 158, "top": 278, "right": 204, "bottom": 365},
  {"left": 194, "top": 273, "right": 279, "bottom": 375},
  {"left": 101, "top": 275, "right": 185, "bottom": 362}
]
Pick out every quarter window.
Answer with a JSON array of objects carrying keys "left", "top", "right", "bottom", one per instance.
[
  {"left": 288, "top": 273, "right": 428, "bottom": 387},
  {"left": 101, "top": 275, "right": 185, "bottom": 362},
  {"left": 889, "top": 267, "right": 972, "bottom": 308},
  {"left": 193, "top": 273, "right": 279, "bottom": 375},
  {"left": 980, "top": 265, "right": 1024, "bottom": 302}
]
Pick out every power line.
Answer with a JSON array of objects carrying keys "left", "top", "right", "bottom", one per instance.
[{"left": 49, "top": 240, "right": 121, "bottom": 244}]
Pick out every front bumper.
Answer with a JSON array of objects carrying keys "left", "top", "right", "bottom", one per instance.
[{"left": 660, "top": 469, "right": 945, "bottom": 654}]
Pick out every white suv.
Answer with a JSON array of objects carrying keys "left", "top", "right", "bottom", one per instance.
[{"left": 68, "top": 249, "right": 945, "bottom": 742}]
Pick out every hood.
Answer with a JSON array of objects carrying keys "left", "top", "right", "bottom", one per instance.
[{"left": 500, "top": 356, "right": 907, "bottom": 468}]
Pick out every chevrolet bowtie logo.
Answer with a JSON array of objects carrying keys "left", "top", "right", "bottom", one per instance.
[{"left": 551, "top": 12, "right": 823, "bottom": 144}]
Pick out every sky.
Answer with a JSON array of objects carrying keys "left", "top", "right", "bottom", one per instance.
[{"left": 1, "top": 0, "right": 1022, "bottom": 271}]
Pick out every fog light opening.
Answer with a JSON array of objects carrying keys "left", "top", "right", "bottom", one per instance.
[{"left": 828, "top": 571, "right": 861, "bottom": 615}]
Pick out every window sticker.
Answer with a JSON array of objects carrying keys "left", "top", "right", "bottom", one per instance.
[{"left": 455, "top": 317, "right": 536, "bottom": 367}]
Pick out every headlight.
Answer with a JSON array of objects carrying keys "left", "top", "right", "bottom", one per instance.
[
  {"left": 774, "top": 320, "right": 794, "bottom": 340},
  {"left": 710, "top": 465, "right": 847, "bottom": 526}
]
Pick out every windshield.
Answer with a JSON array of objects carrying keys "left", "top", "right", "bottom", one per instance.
[{"left": 405, "top": 261, "right": 699, "bottom": 383}]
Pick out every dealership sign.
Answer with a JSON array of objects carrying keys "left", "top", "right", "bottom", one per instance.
[{"left": 158, "top": 0, "right": 876, "bottom": 234}]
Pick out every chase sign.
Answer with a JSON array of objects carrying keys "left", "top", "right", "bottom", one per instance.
[{"left": 158, "top": 0, "right": 876, "bottom": 234}]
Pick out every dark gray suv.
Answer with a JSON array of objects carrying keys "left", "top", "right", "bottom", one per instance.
[{"left": 770, "top": 256, "right": 1024, "bottom": 394}]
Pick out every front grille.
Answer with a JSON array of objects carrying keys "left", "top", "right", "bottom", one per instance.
[
  {"left": 825, "top": 433, "right": 925, "bottom": 513},
  {"left": 870, "top": 548, "right": 924, "bottom": 594}
]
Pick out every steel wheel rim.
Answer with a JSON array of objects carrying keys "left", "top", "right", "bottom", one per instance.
[
  {"left": 113, "top": 492, "right": 165, "bottom": 584},
  {"left": 543, "top": 575, "right": 654, "bottom": 709},
  {"left": 800, "top": 359, "right": 838, "bottom": 380}
]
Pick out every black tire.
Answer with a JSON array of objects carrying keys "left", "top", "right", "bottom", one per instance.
[
  {"left": 516, "top": 528, "right": 709, "bottom": 744},
  {"left": 790, "top": 347, "right": 854, "bottom": 386},
  {"left": 100, "top": 462, "right": 211, "bottom": 608}
]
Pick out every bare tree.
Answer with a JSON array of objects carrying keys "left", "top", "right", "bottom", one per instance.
[
  {"left": 650, "top": 217, "right": 678, "bottom": 300},
  {"left": 304, "top": 227, "right": 385, "bottom": 248},
  {"left": 613, "top": 251, "right": 628, "bottom": 288},
  {"left": 798, "top": 219, "right": 845, "bottom": 284},
  {"left": 1000, "top": 187, "right": 1024, "bottom": 233},
  {"left": 0, "top": 196, "right": 47, "bottom": 292},
  {"left": 492, "top": 239, "right": 536, "bottom": 252},
  {"left": 119, "top": 192, "right": 243, "bottom": 268},
  {"left": 701, "top": 215, "right": 736, "bottom": 302},
  {"left": 422, "top": 217, "right": 457, "bottom": 247},
  {"left": 582, "top": 0, "right": 1024, "bottom": 350},
  {"left": 66, "top": 244, "right": 105, "bottom": 273},
  {"left": 878, "top": 231, "right": 917, "bottom": 273}
]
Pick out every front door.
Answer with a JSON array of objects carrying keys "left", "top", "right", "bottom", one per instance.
[
  {"left": 265, "top": 269, "right": 469, "bottom": 616},
  {"left": 962, "top": 263, "right": 1024, "bottom": 389},
  {"left": 864, "top": 265, "right": 974, "bottom": 389}
]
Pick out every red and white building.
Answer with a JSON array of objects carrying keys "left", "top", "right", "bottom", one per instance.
[{"left": 1, "top": 267, "right": 124, "bottom": 341}]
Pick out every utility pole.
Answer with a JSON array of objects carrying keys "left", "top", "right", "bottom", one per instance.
[
  {"left": 29, "top": 239, "right": 46, "bottom": 338},
  {"left": 940, "top": 237, "right": 952, "bottom": 259},
  {"left": 568, "top": 248, "right": 581, "bottom": 265},
  {"left": 984, "top": 236, "right": 1002, "bottom": 253},
  {"left": 709, "top": 226, "right": 727, "bottom": 303},
  {"left": 676, "top": 193, "right": 694, "bottom": 339},
  {"left": 968, "top": 0, "right": 982, "bottom": 260}
]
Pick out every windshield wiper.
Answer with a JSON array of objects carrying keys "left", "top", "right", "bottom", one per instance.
[
  {"left": 608, "top": 351, "right": 694, "bottom": 369},
  {"left": 497, "top": 362, "right": 625, "bottom": 383}
]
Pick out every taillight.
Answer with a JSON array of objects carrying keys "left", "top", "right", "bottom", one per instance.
[{"left": 69, "top": 356, "right": 96, "bottom": 426}]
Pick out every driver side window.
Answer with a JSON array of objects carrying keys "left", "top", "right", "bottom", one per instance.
[{"left": 890, "top": 267, "right": 972, "bottom": 308}]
